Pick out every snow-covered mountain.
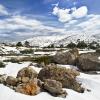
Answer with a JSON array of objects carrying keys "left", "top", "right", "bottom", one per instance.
[{"left": 23, "top": 32, "right": 100, "bottom": 47}]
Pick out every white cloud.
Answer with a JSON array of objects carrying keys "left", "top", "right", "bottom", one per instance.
[
  {"left": 72, "top": 6, "right": 88, "bottom": 18},
  {"left": 52, "top": 6, "right": 72, "bottom": 22},
  {"left": 52, "top": 6, "right": 88, "bottom": 23},
  {"left": 0, "top": 4, "right": 8, "bottom": 15},
  {"left": 0, "top": 15, "right": 66, "bottom": 38},
  {"left": 64, "top": 14, "right": 100, "bottom": 36}
]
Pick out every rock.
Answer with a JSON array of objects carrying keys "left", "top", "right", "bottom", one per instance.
[
  {"left": 77, "top": 53, "right": 100, "bottom": 71},
  {"left": 6, "top": 76, "right": 18, "bottom": 86},
  {"left": 17, "top": 67, "right": 38, "bottom": 79},
  {"left": 53, "top": 48, "right": 79, "bottom": 65},
  {"left": 0, "top": 74, "right": 7, "bottom": 84},
  {"left": 38, "top": 66, "right": 84, "bottom": 93},
  {"left": 43, "top": 79, "right": 67, "bottom": 97},
  {"left": 15, "top": 79, "right": 40, "bottom": 96},
  {"left": 21, "top": 77, "right": 30, "bottom": 83}
]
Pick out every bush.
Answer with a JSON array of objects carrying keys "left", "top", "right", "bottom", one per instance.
[
  {"left": 4, "top": 58, "right": 20, "bottom": 63},
  {"left": 88, "top": 41, "right": 99, "bottom": 49},
  {"left": 34, "top": 56, "right": 53, "bottom": 65},
  {"left": 67, "top": 42, "right": 76, "bottom": 48},
  {"left": 77, "top": 41, "right": 87, "bottom": 49},
  {"left": 16, "top": 42, "right": 23, "bottom": 47},
  {"left": 20, "top": 49, "right": 33, "bottom": 54},
  {"left": 0, "top": 62, "right": 5, "bottom": 68}
]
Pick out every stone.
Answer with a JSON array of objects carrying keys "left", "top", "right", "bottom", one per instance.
[
  {"left": 6, "top": 76, "right": 17, "bottom": 86},
  {"left": 15, "top": 80, "right": 40, "bottom": 95},
  {"left": 21, "top": 77, "right": 30, "bottom": 83},
  {"left": 43, "top": 79, "right": 67, "bottom": 97},
  {"left": 17, "top": 67, "right": 38, "bottom": 79},
  {"left": 0, "top": 74, "right": 7, "bottom": 84},
  {"left": 53, "top": 48, "right": 79, "bottom": 65},
  {"left": 38, "top": 66, "right": 84, "bottom": 93},
  {"left": 77, "top": 52, "right": 100, "bottom": 71}
]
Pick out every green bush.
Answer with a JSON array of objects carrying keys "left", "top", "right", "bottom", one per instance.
[{"left": 0, "top": 62, "right": 5, "bottom": 68}]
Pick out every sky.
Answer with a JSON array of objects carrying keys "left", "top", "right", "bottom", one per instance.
[{"left": 0, "top": 0, "right": 100, "bottom": 42}]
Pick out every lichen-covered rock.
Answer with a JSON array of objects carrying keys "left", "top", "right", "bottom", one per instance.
[
  {"left": 53, "top": 48, "right": 79, "bottom": 65},
  {"left": 15, "top": 80, "right": 40, "bottom": 95},
  {"left": 6, "top": 76, "right": 18, "bottom": 86},
  {"left": 38, "top": 66, "right": 84, "bottom": 93},
  {"left": 43, "top": 79, "right": 67, "bottom": 98},
  {"left": 17, "top": 67, "right": 38, "bottom": 79},
  {"left": 77, "top": 53, "right": 100, "bottom": 71}
]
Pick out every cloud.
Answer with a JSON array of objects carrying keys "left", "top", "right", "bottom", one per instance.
[
  {"left": 0, "top": 4, "right": 8, "bottom": 16},
  {"left": 64, "top": 14, "right": 100, "bottom": 36},
  {"left": 72, "top": 6, "right": 88, "bottom": 18},
  {"left": 52, "top": 6, "right": 72, "bottom": 22},
  {"left": 0, "top": 15, "right": 66, "bottom": 40},
  {"left": 52, "top": 6, "right": 88, "bottom": 23}
]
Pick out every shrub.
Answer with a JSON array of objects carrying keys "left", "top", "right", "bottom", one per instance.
[
  {"left": 88, "top": 41, "right": 99, "bottom": 49},
  {"left": 67, "top": 42, "right": 76, "bottom": 48},
  {"left": 20, "top": 49, "right": 33, "bottom": 54},
  {"left": 77, "top": 41, "right": 87, "bottom": 49},
  {"left": 4, "top": 58, "right": 20, "bottom": 63},
  {"left": 16, "top": 42, "right": 23, "bottom": 47},
  {"left": 34, "top": 56, "right": 53, "bottom": 65},
  {"left": 0, "top": 62, "right": 5, "bottom": 68}
]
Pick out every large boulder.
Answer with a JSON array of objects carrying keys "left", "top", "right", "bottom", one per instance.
[
  {"left": 53, "top": 48, "right": 79, "bottom": 65},
  {"left": 77, "top": 53, "right": 100, "bottom": 71},
  {"left": 17, "top": 67, "right": 38, "bottom": 79},
  {"left": 43, "top": 79, "right": 67, "bottom": 98},
  {"left": 38, "top": 66, "right": 84, "bottom": 93},
  {"left": 15, "top": 79, "right": 40, "bottom": 96},
  {"left": 6, "top": 76, "right": 18, "bottom": 86}
]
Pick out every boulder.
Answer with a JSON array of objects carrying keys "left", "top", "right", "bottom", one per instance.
[
  {"left": 38, "top": 66, "right": 84, "bottom": 93},
  {"left": 43, "top": 79, "right": 67, "bottom": 98},
  {"left": 17, "top": 67, "right": 37, "bottom": 79},
  {"left": 15, "top": 79, "right": 40, "bottom": 96},
  {"left": 77, "top": 53, "right": 100, "bottom": 71},
  {"left": 6, "top": 76, "right": 18, "bottom": 86},
  {"left": 0, "top": 74, "right": 7, "bottom": 84},
  {"left": 53, "top": 48, "right": 79, "bottom": 65}
]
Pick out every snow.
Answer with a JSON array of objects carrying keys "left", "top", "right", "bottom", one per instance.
[
  {"left": 0, "top": 46, "right": 20, "bottom": 54},
  {"left": 98, "top": 57, "right": 100, "bottom": 60},
  {"left": 34, "top": 51, "right": 57, "bottom": 56},
  {"left": 0, "top": 62, "right": 100, "bottom": 100}
]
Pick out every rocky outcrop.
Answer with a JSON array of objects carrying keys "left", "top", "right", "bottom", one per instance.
[
  {"left": 38, "top": 65, "right": 84, "bottom": 93},
  {"left": 43, "top": 79, "right": 67, "bottom": 98},
  {"left": 53, "top": 48, "right": 79, "bottom": 65},
  {"left": 77, "top": 53, "right": 100, "bottom": 71},
  {"left": 17, "top": 67, "right": 38, "bottom": 79}
]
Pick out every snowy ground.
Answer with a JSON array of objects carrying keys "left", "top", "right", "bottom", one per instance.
[{"left": 0, "top": 62, "right": 100, "bottom": 100}]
